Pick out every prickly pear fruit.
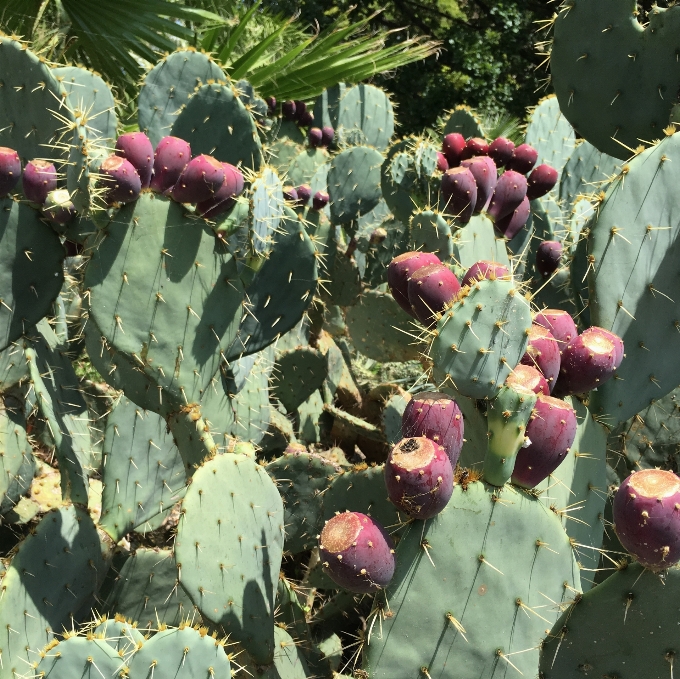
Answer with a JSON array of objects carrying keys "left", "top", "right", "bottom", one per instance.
[
  {"left": 536, "top": 240, "right": 563, "bottom": 277},
  {"left": 388, "top": 251, "right": 441, "bottom": 316},
  {"left": 461, "top": 260, "right": 510, "bottom": 287},
  {"left": 149, "top": 136, "right": 191, "bottom": 193},
  {"left": 385, "top": 437, "right": 454, "bottom": 519},
  {"left": 440, "top": 167, "right": 477, "bottom": 223},
  {"left": 521, "top": 325, "right": 561, "bottom": 391},
  {"left": 436, "top": 152, "right": 449, "bottom": 172},
  {"left": 461, "top": 156, "right": 497, "bottom": 213},
  {"left": 527, "top": 163, "right": 559, "bottom": 200},
  {"left": 487, "top": 170, "right": 527, "bottom": 222},
  {"left": 505, "top": 364, "right": 549, "bottom": 396},
  {"left": 321, "top": 126, "right": 335, "bottom": 147},
  {"left": 401, "top": 392, "right": 464, "bottom": 467},
  {"left": 282, "top": 101, "right": 296, "bottom": 121},
  {"left": 613, "top": 469, "right": 680, "bottom": 571},
  {"left": 293, "top": 100, "right": 307, "bottom": 122},
  {"left": 407, "top": 263, "right": 460, "bottom": 327},
  {"left": 299, "top": 110, "right": 314, "bottom": 127},
  {"left": 442, "top": 133, "right": 466, "bottom": 167},
  {"left": 266, "top": 96, "right": 276, "bottom": 114},
  {"left": 488, "top": 137, "right": 515, "bottom": 168},
  {"left": 461, "top": 137, "right": 489, "bottom": 160},
  {"left": 493, "top": 195, "right": 530, "bottom": 240},
  {"left": 312, "top": 190, "right": 329, "bottom": 210},
  {"left": 196, "top": 163, "right": 244, "bottom": 219},
  {"left": 308, "top": 127, "right": 323, "bottom": 147},
  {"left": 42, "top": 189, "right": 76, "bottom": 226},
  {"left": 319, "top": 512, "right": 395, "bottom": 593},
  {"left": 23, "top": 159, "right": 57, "bottom": 204},
  {"left": 0, "top": 147, "right": 20, "bottom": 196},
  {"left": 506, "top": 143, "right": 538, "bottom": 175},
  {"left": 170, "top": 154, "right": 224, "bottom": 203},
  {"left": 511, "top": 394, "right": 577, "bottom": 489},
  {"left": 296, "top": 184, "right": 312, "bottom": 206},
  {"left": 283, "top": 186, "right": 298, "bottom": 202},
  {"left": 99, "top": 156, "right": 142, "bottom": 205},
  {"left": 115, "top": 132, "right": 154, "bottom": 188},
  {"left": 533, "top": 309, "right": 578, "bottom": 346},
  {"left": 553, "top": 327, "right": 624, "bottom": 396}
]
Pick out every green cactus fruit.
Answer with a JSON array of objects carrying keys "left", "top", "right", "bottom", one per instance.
[
  {"left": 0, "top": 396, "right": 35, "bottom": 516},
  {"left": 53, "top": 66, "right": 118, "bottom": 142},
  {"left": 551, "top": 0, "right": 680, "bottom": 159},
  {"left": 138, "top": 48, "right": 225, "bottom": 147},
  {"left": 100, "top": 548, "right": 196, "bottom": 631},
  {"left": 287, "top": 147, "right": 330, "bottom": 186},
  {"left": 0, "top": 506, "right": 105, "bottom": 678},
  {"left": 442, "top": 105, "right": 485, "bottom": 140},
  {"left": 454, "top": 213, "right": 511, "bottom": 270},
  {"left": 174, "top": 454, "right": 284, "bottom": 664},
  {"left": 33, "top": 635, "right": 122, "bottom": 679},
  {"left": 431, "top": 278, "right": 532, "bottom": 401},
  {"left": 92, "top": 615, "right": 144, "bottom": 655},
  {"left": 540, "top": 563, "right": 679, "bottom": 677},
  {"left": 328, "top": 146, "right": 383, "bottom": 224},
  {"left": 99, "top": 396, "right": 186, "bottom": 542},
  {"left": 171, "top": 82, "right": 263, "bottom": 172},
  {"left": 588, "top": 134, "right": 680, "bottom": 424},
  {"left": 365, "top": 481, "right": 580, "bottom": 679},
  {"left": 484, "top": 385, "right": 537, "bottom": 486},
  {"left": 410, "top": 210, "right": 458, "bottom": 262}
]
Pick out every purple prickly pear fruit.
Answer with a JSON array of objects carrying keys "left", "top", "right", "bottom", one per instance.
[
  {"left": 487, "top": 170, "right": 527, "bottom": 222},
  {"left": 369, "top": 227, "right": 387, "bottom": 245},
  {"left": 170, "top": 154, "right": 225, "bottom": 204},
  {"left": 505, "top": 364, "right": 549, "bottom": 396},
  {"left": 196, "top": 163, "right": 244, "bottom": 219},
  {"left": 552, "top": 327, "right": 624, "bottom": 397},
  {"left": 527, "top": 163, "right": 559, "bottom": 200},
  {"left": 298, "top": 110, "right": 314, "bottom": 127},
  {"left": 506, "top": 143, "right": 538, "bottom": 175},
  {"left": 283, "top": 186, "right": 298, "bottom": 203},
  {"left": 0, "top": 147, "right": 21, "bottom": 197},
  {"left": 436, "top": 152, "right": 449, "bottom": 172},
  {"left": 533, "top": 309, "right": 578, "bottom": 346},
  {"left": 442, "top": 133, "right": 466, "bottom": 167},
  {"left": 460, "top": 137, "right": 489, "bottom": 160},
  {"left": 488, "top": 137, "right": 515, "bottom": 168},
  {"left": 440, "top": 167, "right": 477, "bottom": 223},
  {"left": 293, "top": 100, "right": 307, "bottom": 121},
  {"left": 461, "top": 260, "right": 510, "bottom": 287},
  {"left": 321, "top": 126, "right": 335, "bottom": 147},
  {"left": 149, "top": 136, "right": 191, "bottom": 193},
  {"left": 388, "top": 251, "right": 441, "bottom": 315},
  {"left": 319, "top": 511, "right": 395, "bottom": 593},
  {"left": 42, "top": 189, "right": 76, "bottom": 226},
  {"left": 266, "top": 96, "right": 276, "bottom": 114},
  {"left": 282, "top": 101, "right": 296, "bottom": 121},
  {"left": 115, "top": 132, "right": 153, "bottom": 189},
  {"left": 312, "top": 190, "right": 329, "bottom": 210},
  {"left": 407, "top": 263, "right": 461, "bottom": 327},
  {"left": 493, "top": 195, "right": 530, "bottom": 240},
  {"left": 99, "top": 156, "right": 142, "bottom": 205},
  {"left": 401, "top": 392, "right": 464, "bottom": 467},
  {"left": 23, "top": 160, "right": 57, "bottom": 204},
  {"left": 521, "top": 325, "right": 561, "bottom": 391},
  {"left": 308, "top": 127, "right": 323, "bottom": 147},
  {"left": 613, "top": 469, "right": 680, "bottom": 571},
  {"left": 536, "top": 240, "right": 563, "bottom": 277},
  {"left": 511, "top": 394, "right": 577, "bottom": 489},
  {"left": 461, "top": 156, "right": 497, "bottom": 213},
  {"left": 296, "top": 184, "right": 312, "bottom": 206},
  {"left": 385, "top": 437, "right": 454, "bottom": 519}
]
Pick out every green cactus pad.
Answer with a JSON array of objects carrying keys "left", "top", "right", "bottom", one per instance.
[
  {"left": 454, "top": 213, "right": 510, "bottom": 270},
  {"left": 551, "top": 0, "right": 680, "bottom": 159},
  {"left": 128, "top": 626, "right": 231, "bottom": 679},
  {"left": 174, "top": 454, "right": 285, "bottom": 664},
  {"left": 66, "top": 126, "right": 108, "bottom": 213},
  {"left": 239, "top": 627, "right": 310, "bottom": 679},
  {"left": 0, "top": 506, "right": 105, "bottom": 678},
  {"left": 138, "top": 48, "right": 225, "bottom": 147},
  {"left": 171, "top": 82, "right": 263, "bottom": 172},
  {"left": 540, "top": 563, "right": 679, "bottom": 677},
  {"left": 382, "top": 391, "right": 410, "bottom": 446},
  {"left": 260, "top": 407, "right": 295, "bottom": 458},
  {"left": 297, "top": 389, "right": 325, "bottom": 443},
  {"left": 53, "top": 66, "right": 118, "bottom": 142},
  {"left": 328, "top": 146, "right": 383, "bottom": 224},
  {"left": 536, "top": 397, "right": 608, "bottom": 590},
  {"left": 588, "top": 134, "right": 680, "bottom": 423},
  {"left": 249, "top": 167, "right": 284, "bottom": 256},
  {"left": 92, "top": 617, "right": 144, "bottom": 654},
  {"left": 323, "top": 249, "right": 361, "bottom": 307},
  {"left": 99, "top": 397, "right": 186, "bottom": 542},
  {"left": 85, "top": 193, "right": 245, "bottom": 407},
  {"left": 442, "top": 105, "right": 485, "bottom": 140},
  {"left": 272, "top": 346, "right": 328, "bottom": 414},
  {"left": 34, "top": 636, "right": 122, "bottom": 679},
  {"left": 444, "top": 386, "right": 489, "bottom": 470},
  {"left": 267, "top": 137, "right": 304, "bottom": 176},
  {"left": 101, "top": 549, "right": 196, "bottom": 630},
  {"left": 0, "top": 199, "right": 64, "bottom": 351},
  {"left": 0, "top": 338, "right": 29, "bottom": 392},
  {"left": 346, "top": 289, "right": 422, "bottom": 363},
  {"left": 431, "top": 278, "right": 532, "bottom": 400},
  {"left": 366, "top": 482, "right": 580, "bottom": 679},
  {"left": 410, "top": 210, "right": 457, "bottom": 261},
  {"left": 287, "top": 148, "right": 330, "bottom": 186},
  {"left": 0, "top": 37, "right": 74, "bottom": 164},
  {"left": 362, "top": 218, "right": 409, "bottom": 288},
  {"left": 0, "top": 398, "right": 35, "bottom": 516},
  {"left": 267, "top": 451, "right": 339, "bottom": 553}
]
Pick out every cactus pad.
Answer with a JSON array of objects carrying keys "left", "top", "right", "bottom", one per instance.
[
  {"left": 442, "top": 105, "right": 485, "bottom": 140},
  {"left": 272, "top": 346, "right": 328, "bottom": 414},
  {"left": 328, "top": 146, "right": 383, "bottom": 223},
  {"left": 410, "top": 210, "right": 457, "bottom": 261},
  {"left": 34, "top": 636, "right": 122, "bottom": 679},
  {"left": 0, "top": 398, "right": 35, "bottom": 516}
]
